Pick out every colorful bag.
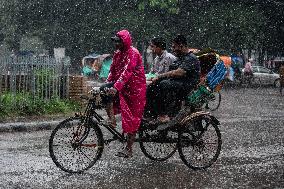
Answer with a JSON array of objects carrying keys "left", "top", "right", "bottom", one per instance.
[{"left": 206, "top": 60, "right": 227, "bottom": 90}]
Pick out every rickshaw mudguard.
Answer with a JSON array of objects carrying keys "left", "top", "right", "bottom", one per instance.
[
  {"left": 209, "top": 114, "right": 220, "bottom": 125},
  {"left": 179, "top": 111, "right": 220, "bottom": 126}
]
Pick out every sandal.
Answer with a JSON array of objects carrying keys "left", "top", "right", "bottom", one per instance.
[{"left": 115, "top": 147, "right": 133, "bottom": 158}]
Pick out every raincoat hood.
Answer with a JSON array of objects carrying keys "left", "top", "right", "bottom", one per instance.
[{"left": 116, "top": 30, "right": 132, "bottom": 50}]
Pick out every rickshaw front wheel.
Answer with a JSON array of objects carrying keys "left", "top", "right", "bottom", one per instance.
[
  {"left": 178, "top": 115, "right": 222, "bottom": 170},
  {"left": 138, "top": 124, "right": 177, "bottom": 161}
]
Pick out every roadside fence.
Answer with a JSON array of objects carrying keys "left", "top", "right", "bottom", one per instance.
[{"left": 0, "top": 55, "right": 70, "bottom": 99}]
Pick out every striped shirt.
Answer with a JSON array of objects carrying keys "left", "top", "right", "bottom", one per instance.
[{"left": 152, "top": 50, "right": 177, "bottom": 74}]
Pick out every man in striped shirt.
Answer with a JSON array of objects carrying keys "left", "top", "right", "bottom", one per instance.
[
  {"left": 150, "top": 37, "right": 177, "bottom": 76},
  {"left": 145, "top": 37, "right": 176, "bottom": 118}
]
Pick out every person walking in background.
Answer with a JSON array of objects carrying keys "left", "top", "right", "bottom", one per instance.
[
  {"left": 267, "top": 59, "right": 272, "bottom": 69},
  {"left": 145, "top": 44, "right": 154, "bottom": 73},
  {"left": 244, "top": 58, "right": 254, "bottom": 77},
  {"left": 231, "top": 53, "right": 242, "bottom": 80},
  {"left": 100, "top": 29, "right": 146, "bottom": 158},
  {"left": 279, "top": 64, "right": 284, "bottom": 95}
]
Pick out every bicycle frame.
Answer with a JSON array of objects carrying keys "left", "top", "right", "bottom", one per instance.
[{"left": 80, "top": 95, "right": 127, "bottom": 144}]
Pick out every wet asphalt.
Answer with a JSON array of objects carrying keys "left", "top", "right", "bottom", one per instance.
[{"left": 0, "top": 86, "right": 283, "bottom": 189}]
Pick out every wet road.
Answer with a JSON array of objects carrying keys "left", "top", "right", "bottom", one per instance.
[{"left": 0, "top": 87, "right": 284, "bottom": 189}]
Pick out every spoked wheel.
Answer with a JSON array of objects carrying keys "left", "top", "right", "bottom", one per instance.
[
  {"left": 139, "top": 126, "right": 177, "bottom": 161},
  {"left": 242, "top": 76, "right": 261, "bottom": 89},
  {"left": 49, "top": 116, "right": 104, "bottom": 173},
  {"left": 206, "top": 91, "right": 221, "bottom": 111},
  {"left": 252, "top": 77, "right": 262, "bottom": 89},
  {"left": 178, "top": 115, "right": 222, "bottom": 170},
  {"left": 241, "top": 75, "right": 253, "bottom": 89}
]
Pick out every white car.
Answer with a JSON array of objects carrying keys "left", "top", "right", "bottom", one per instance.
[{"left": 242, "top": 66, "right": 280, "bottom": 87}]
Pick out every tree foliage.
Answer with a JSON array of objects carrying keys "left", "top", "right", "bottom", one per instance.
[
  {"left": 0, "top": 0, "right": 283, "bottom": 66},
  {"left": 188, "top": 3, "right": 268, "bottom": 50}
]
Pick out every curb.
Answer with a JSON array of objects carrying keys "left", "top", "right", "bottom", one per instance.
[
  {"left": 1, "top": 115, "right": 283, "bottom": 133},
  {"left": 0, "top": 120, "right": 64, "bottom": 133},
  {"left": 0, "top": 110, "right": 112, "bottom": 133}
]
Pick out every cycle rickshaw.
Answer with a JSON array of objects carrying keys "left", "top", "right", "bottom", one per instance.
[{"left": 49, "top": 81, "right": 222, "bottom": 173}]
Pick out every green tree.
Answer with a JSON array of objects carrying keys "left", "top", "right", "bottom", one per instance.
[
  {"left": 0, "top": 0, "right": 22, "bottom": 51},
  {"left": 0, "top": 0, "right": 283, "bottom": 67},
  {"left": 175, "top": 2, "right": 268, "bottom": 52}
]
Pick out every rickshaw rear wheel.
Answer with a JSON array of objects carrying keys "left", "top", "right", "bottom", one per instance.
[
  {"left": 206, "top": 91, "right": 221, "bottom": 111},
  {"left": 178, "top": 115, "right": 222, "bottom": 170}
]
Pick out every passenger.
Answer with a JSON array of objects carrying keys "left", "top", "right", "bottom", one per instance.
[
  {"left": 149, "top": 37, "right": 177, "bottom": 77},
  {"left": 150, "top": 34, "right": 200, "bottom": 123},
  {"left": 279, "top": 64, "right": 284, "bottom": 95},
  {"left": 145, "top": 37, "right": 176, "bottom": 118}
]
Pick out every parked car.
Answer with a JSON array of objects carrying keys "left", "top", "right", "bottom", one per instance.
[{"left": 242, "top": 66, "right": 280, "bottom": 87}]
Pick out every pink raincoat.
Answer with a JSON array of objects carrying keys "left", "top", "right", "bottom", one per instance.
[{"left": 107, "top": 30, "right": 146, "bottom": 134}]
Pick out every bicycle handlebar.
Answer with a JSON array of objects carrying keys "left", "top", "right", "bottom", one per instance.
[{"left": 80, "top": 87, "right": 109, "bottom": 101}]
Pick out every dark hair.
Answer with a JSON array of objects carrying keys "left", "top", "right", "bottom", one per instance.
[
  {"left": 151, "top": 37, "right": 166, "bottom": 50},
  {"left": 173, "top": 34, "right": 187, "bottom": 46}
]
